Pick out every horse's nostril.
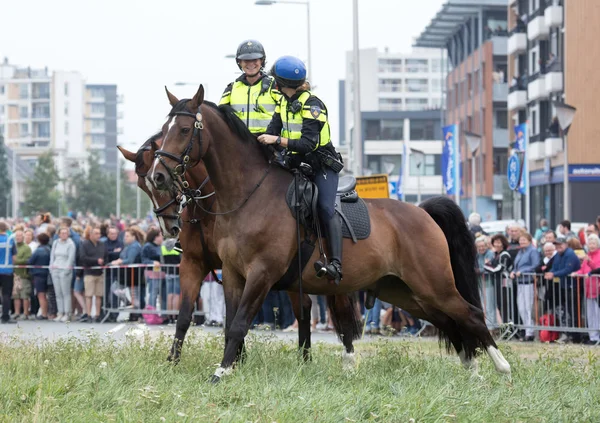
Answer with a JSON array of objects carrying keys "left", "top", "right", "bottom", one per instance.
[{"left": 171, "top": 226, "right": 180, "bottom": 236}]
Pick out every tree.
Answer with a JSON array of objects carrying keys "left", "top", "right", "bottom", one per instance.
[
  {"left": 22, "top": 151, "right": 61, "bottom": 217},
  {"left": 0, "top": 136, "right": 11, "bottom": 217},
  {"left": 68, "top": 152, "right": 113, "bottom": 217}
]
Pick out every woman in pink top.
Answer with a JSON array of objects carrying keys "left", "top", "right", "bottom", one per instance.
[{"left": 575, "top": 234, "right": 600, "bottom": 344}]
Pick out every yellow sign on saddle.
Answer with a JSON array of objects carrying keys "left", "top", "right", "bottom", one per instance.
[{"left": 355, "top": 174, "right": 389, "bottom": 199}]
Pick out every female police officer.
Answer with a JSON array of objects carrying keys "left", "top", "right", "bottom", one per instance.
[{"left": 257, "top": 56, "right": 344, "bottom": 285}]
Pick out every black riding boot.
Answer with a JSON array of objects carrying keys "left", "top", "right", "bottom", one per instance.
[{"left": 323, "top": 215, "right": 343, "bottom": 285}]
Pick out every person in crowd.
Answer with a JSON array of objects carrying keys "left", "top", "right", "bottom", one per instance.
[
  {"left": 468, "top": 213, "right": 487, "bottom": 238},
  {"left": 484, "top": 234, "right": 514, "bottom": 325},
  {"left": 110, "top": 227, "right": 144, "bottom": 321},
  {"left": 11, "top": 229, "right": 32, "bottom": 320},
  {"left": 49, "top": 227, "right": 76, "bottom": 322},
  {"left": 534, "top": 218, "right": 550, "bottom": 247},
  {"left": 510, "top": 232, "right": 540, "bottom": 341},
  {"left": 476, "top": 236, "right": 497, "bottom": 328},
  {"left": 573, "top": 234, "right": 600, "bottom": 345},
  {"left": 104, "top": 226, "right": 124, "bottom": 322},
  {"left": 0, "top": 221, "right": 17, "bottom": 324},
  {"left": 162, "top": 239, "right": 181, "bottom": 322},
  {"left": 24, "top": 228, "right": 38, "bottom": 253},
  {"left": 200, "top": 271, "right": 225, "bottom": 327},
  {"left": 142, "top": 228, "right": 165, "bottom": 311},
  {"left": 535, "top": 242, "right": 558, "bottom": 313},
  {"left": 28, "top": 233, "right": 51, "bottom": 320},
  {"left": 558, "top": 220, "right": 577, "bottom": 241},
  {"left": 545, "top": 236, "right": 581, "bottom": 343},
  {"left": 79, "top": 227, "right": 107, "bottom": 323}
]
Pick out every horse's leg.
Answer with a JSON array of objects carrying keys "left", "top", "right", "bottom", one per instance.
[
  {"left": 327, "top": 294, "right": 362, "bottom": 371},
  {"left": 212, "top": 267, "right": 275, "bottom": 383},
  {"left": 289, "top": 292, "right": 312, "bottom": 362},
  {"left": 168, "top": 257, "right": 204, "bottom": 363},
  {"left": 404, "top": 270, "right": 510, "bottom": 375},
  {"left": 222, "top": 274, "right": 246, "bottom": 365}
]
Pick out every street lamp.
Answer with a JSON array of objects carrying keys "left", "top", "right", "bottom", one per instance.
[
  {"left": 254, "top": 0, "right": 312, "bottom": 84},
  {"left": 411, "top": 148, "right": 425, "bottom": 204},
  {"left": 552, "top": 101, "right": 577, "bottom": 220},
  {"left": 464, "top": 131, "right": 482, "bottom": 214}
]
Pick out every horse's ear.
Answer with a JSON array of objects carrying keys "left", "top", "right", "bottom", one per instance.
[
  {"left": 117, "top": 145, "right": 136, "bottom": 163},
  {"left": 191, "top": 84, "right": 205, "bottom": 109},
  {"left": 165, "top": 86, "right": 179, "bottom": 107}
]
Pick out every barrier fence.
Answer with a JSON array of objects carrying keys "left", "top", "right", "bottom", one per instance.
[{"left": 1, "top": 264, "right": 599, "bottom": 342}]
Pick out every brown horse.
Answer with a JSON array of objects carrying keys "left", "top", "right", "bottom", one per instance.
[
  {"left": 150, "top": 85, "right": 511, "bottom": 382},
  {"left": 118, "top": 133, "right": 361, "bottom": 364}
]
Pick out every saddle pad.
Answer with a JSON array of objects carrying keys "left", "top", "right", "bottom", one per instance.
[{"left": 338, "top": 198, "right": 371, "bottom": 240}]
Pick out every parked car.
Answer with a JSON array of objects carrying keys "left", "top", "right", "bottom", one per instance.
[{"left": 480, "top": 219, "right": 526, "bottom": 236}]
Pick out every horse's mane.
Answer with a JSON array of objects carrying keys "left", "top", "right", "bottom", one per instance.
[
  {"left": 135, "top": 131, "right": 162, "bottom": 172},
  {"left": 166, "top": 98, "right": 271, "bottom": 162}
]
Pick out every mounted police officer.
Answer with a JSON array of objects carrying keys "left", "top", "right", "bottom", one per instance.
[
  {"left": 219, "top": 40, "right": 281, "bottom": 134},
  {"left": 257, "top": 56, "right": 344, "bottom": 285}
]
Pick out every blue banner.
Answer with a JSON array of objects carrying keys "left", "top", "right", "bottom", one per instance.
[
  {"left": 514, "top": 123, "right": 527, "bottom": 194},
  {"left": 442, "top": 124, "right": 460, "bottom": 195}
]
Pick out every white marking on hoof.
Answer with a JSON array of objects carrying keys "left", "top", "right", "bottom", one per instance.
[
  {"left": 487, "top": 346, "right": 511, "bottom": 375},
  {"left": 213, "top": 366, "right": 233, "bottom": 379},
  {"left": 342, "top": 351, "right": 356, "bottom": 372}
]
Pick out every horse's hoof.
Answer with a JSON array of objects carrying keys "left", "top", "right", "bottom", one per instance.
[
  {"left": 209, "top": 375, "right": 221, "bottom": 384},
  {"left": 167, "top": 355, "right": 180, "bottom": 365}
]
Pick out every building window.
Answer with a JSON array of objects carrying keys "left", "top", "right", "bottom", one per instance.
[
  {"left": 64, "top": 83, "right": 69, "bottom": 96},
  {"left": 32, "top": 83, "right": 50, "bottom": 99},
  {"left": 494, "top": 110, "right": 508, "bottom": 129},
  {"left": 378, "top": 78, "right": 402, "bottom": 92},
  {"left": 410, "top": 119, "right": 436, "bottom": 140},
  {"left": 431, "top": 78, "right": 441, "bottom": 92},
  {"left": 378, "top": 59, "right": 402, "bottom": 73},
  {"left": 92, "top": 119, "right": 105, "bottom": 131},
  {"left": 367, "top": 154, "right": 403, "bottom": 175},
  {"left": 410, "top": 154, "right": 441, "bottom": 176},
  {"left": 20, "top": 106, "right": 28, "bottom": 118},
  {"left": 91, "top": 103, "right": 106, "bottom": 114},
  {"left": 493, "top": 148, "right": 508, "bottom": 174},
  {"left": 406, "top": 78, "right": 428, "bottom": 92},
  {"left": 20, "top": 84, "right": 28, "bottom": 99},
  {"left": 0, "top": 85, "right": 4, "bottom": 94},
  {"left": 365, "top": 119, "right": 404, "bottom": 140},
  {"left": 20, "top": 123, "right": 29, "bottom": 136},
  {"left": 90, "top": 88, "right": 105, "bottom": 99},
  {"left": 91, "top": 134, "right": 106, "bottom": 146},
  {"left": 405, "top": 98, "right": 428, "bottom": 111},
  {"left": 65, "top": 104, "right": 69, "bottom": 115},
  {"left": 33, "top": 103, "right": 50, "bottom": 119},
  {"left": 378, "top": 98, "right": 402, "bottom": 111},
  {"left": 431, "top": 59, "right": 442, "bottom": 73},
  {"left": 34, "top": 122, "right": 50, "bottom": 138},
  {"left": 405, "top": 59, "right": 429, "bottom": 73},
  {"left": 65, "top": 122, "right": 69, "bottom": 135}
]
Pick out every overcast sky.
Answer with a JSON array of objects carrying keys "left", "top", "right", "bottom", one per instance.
[{"left": 0, "top": 0, "right": 445, "bottom": 165}]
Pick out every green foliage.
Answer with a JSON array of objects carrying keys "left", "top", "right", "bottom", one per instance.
[{"left": 21, "top": 151, "right": 61, "bottom": 216}]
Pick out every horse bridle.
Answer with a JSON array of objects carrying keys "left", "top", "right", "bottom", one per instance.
[{"left": 153, "top": 105, "right": 204, "bottom": 194}]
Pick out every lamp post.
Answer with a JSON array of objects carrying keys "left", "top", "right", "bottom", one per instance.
[
  {"left": 255, "top": 0, "right": 312, "bottom": 84},
  {"left": 464, "top": 131, "right": 482, "bottom": 214},
  {"left": 552, "top": 101, "right": 577, "bottom": 220},
  {"left": 411, "top": 148, "right": 425, "bottom": 204}
]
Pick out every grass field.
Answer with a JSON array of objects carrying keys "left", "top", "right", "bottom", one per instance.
[{"left": 1, "top": 330, "right": 599, "bottom": 422}]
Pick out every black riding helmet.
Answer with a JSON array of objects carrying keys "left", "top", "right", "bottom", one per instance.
[{"left": 236, "top": 40, "right": 266, "bottom": 71}]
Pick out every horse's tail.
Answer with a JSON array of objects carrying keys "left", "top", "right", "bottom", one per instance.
[
  {"left": 419, "top": 196, "right": 484, "bottom": 357},
  {"left": 327, "top": 294, "right": 362, "bottom": 345}
]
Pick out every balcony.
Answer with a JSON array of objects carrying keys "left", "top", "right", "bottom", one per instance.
[
  {"left": 528, "top": 141, "right": 545, "bottom": 161},
  {"left": 527, "top": 73, "right": 548, "bottom": 101},
  {"left": 527, "top": 10, "right": 549, "bottom": 41},
  {"left": 545, "top": 135, "right": 562, "bottom": 157},
  {"left": 493, "top": 82, "right": 508, "bottom": 102},
  {"left": 508, "top": 29, "right": 527, "bottom": 56},
  {"left": 493, "top": 127, "right": 509, "bottom": 148},
  {"left": 508, "top": 85, "right": 527, "bottom": 110},
  {"left": 544, "top": 65, "right": 563, "bottom": 94},
  {"left": 544, "top": 4, "right": 563, "bottom": 28},
  {"left": 491, "top": 36, "right": 507, "bottom": 56}
]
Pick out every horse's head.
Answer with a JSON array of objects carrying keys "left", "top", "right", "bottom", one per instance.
[
  {"left": 118, "top": 134, "right": 183, "bottom": 238},
  {"left": 150, "top": 85, "right": 208, "bottom": 193}
]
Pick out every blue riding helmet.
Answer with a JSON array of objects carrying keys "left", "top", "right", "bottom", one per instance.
[{"left": 271, "top": 56, "right": 307, "bottom": 89}]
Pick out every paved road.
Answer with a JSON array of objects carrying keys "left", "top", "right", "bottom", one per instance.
[{"left": 0, "top": 320, "right": 401, "bottom": 346}]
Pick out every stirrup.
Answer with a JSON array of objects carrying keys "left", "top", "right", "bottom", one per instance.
[
  {"left": 314, "top": 260, "right": 328, "bottom": 278},
  {"left": 325, "top": 261, "right": 342, "bottom": 285}
]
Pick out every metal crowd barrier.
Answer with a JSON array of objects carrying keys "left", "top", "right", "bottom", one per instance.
[
  {"left": 478, "top": 272, "right": 600, "bottom": 341},
  {"left": 2, "top": 264, "right": 210, "bottom": 323}
]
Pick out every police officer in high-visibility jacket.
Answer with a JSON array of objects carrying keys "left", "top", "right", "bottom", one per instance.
[
  {"left": 257, "top": 56, "right": 344, "bottom": 285},
  {"left": 219, "top": 40, "right": 281, "bottom": 134}
]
